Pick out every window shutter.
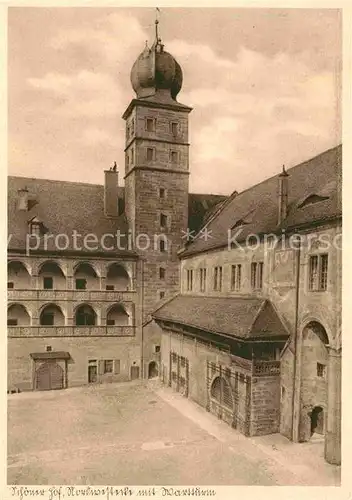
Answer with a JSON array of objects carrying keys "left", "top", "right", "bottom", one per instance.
[
  {"left": 98, "top": 360, "right": 105, "bottom": 375},
  {"left": 114, "top": 360, "right": 121, "bottom": 375}
]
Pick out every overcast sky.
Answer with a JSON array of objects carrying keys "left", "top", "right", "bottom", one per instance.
[{"left": 8, "top": 7, "right": 341, "bottom": 195}]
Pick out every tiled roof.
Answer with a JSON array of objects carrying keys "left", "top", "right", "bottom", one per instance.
[
  {"left": 181, "top": 145, "right": 342, "bottom": 257},
  {"left": 152, "top": 295, "right": 289, "bottom": 340},
  {"left": 8, "top": 176, "right": 225, "bottom": 254}
]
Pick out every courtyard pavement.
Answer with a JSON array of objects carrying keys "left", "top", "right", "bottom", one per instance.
[{"left": 7, "top": 380, "right": 341, "bottom": 486}]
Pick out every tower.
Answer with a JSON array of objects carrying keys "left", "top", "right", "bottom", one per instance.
[{"left": 123, "top": 19, "right": 192, "bottom": 319}]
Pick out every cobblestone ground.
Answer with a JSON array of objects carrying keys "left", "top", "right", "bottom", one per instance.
[{"left": 8, "top": 380, "right": 340, "bottom": 486}]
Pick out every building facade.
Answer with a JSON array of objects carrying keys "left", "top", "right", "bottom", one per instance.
[
  {"left": 151, "top": 146, "right": 342, "bottom": 465},
  {"left": 7, "top": 29, "right": 224, "bottom": 391}
]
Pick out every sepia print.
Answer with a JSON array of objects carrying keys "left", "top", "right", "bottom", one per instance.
[{"left": 7, "top": 7, "right": 341, "bottom": 488}]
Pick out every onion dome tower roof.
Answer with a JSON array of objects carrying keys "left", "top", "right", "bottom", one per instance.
[{"left": 130, "top": 20, "right": 183, "bottom": 100}]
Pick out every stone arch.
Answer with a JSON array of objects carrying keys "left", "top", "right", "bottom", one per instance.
[
  {"left": 38, "top": 260, "right": 66, "bottom": 276},
  {"left": 106, "top": 303, "right": 129, "bottom": 326},
  {"left": 7, "top": 303, "right": 31, "bottom": 326},
  {"left": 73, "top": 262, "right": 100, "bottom": 290},
  {"left": 210, "top": 375, "right": 234, "bottom": 410},
  {"left": 38, "top": 260, "right": 66, "bottom": 289},
  {"left": 74, "top": 303, "right": 97, "bottom": 326},
  {"left": 299, "top": 320, "right": 329, "bottom": 442},
  {"left": 106, "top": 262, "right": 131, "bottom": 290},
  {"left": 39, "top": 303, "right": 65, "bottom": 326},
  {"left": 8, "top": 260, "right": 31, "bottom": 289}
]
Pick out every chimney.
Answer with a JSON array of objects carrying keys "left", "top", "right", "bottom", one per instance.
[
  {"left": 278, "top": 165, "right": 289, "bottom": 225},
  {"left": 17, "top": 187, "right": 29, "bottom": 211},
  {"left": 104, "top": 167, "right": 119, "bottom": 217}
]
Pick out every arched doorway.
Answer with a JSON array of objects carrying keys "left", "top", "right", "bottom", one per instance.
[
  {"left": 300, "top": 321, "right": 329, "bottom": 442},
  {"left": 35, "top": 361, "right": 64, "bottom": 391},
  {"left": 75, "top": 304, "right": 96, "bottom": 326},
  {"left": 311, "top": 406, "right": 324, "bottom": 435},
  {"left": 148, "top": 361, "right": 158, "bottom": 379},
  {"left": 210, "top": 376, "right": 234, "bottom": 410}
]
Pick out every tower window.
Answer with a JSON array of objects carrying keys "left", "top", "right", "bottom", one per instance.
[
  {"left": 170, "top": 122, "right": 178, "bottom": 136},
  {"left": 160, "top": 213, "right": 168, "bottom": 229},
  {"left": 159, "top": 188, "right": 166, "bottom": 199},
  {"left": 131, "top": 118, "right": 135, "bottom": 135},
  {"left": 170, "top": 151, "right": 178, "bottom": 163},
  {"left": 146, "top": 118, "right": 155, "bottom": 132},
  {"left": 146, "top": 148, "right": 155, "bottom": 162},
  {"left": 130, "top": 148, "right": 134, "bottom": 165},
  {"left": 159, "top": 291, "right": 165, "bottom": 299},
  {"left": 159, "top": 267, "right": 166, "bottom": 280},
  {"left": 159, "top": 239, "right": 167, "bottom": 252},
  {"left": 8, "top": 282, "right": 14, "bottom": 289}
]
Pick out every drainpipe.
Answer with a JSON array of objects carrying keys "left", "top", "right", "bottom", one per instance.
[
  {"left": 141, "top": 258, "right": 145, "bottom": 379},
  {"left": 291, "top": 237, "right": 301, "bottom": 441}
]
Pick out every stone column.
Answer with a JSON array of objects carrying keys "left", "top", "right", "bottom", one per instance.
[{"left": 324, "top": 346, "right": 341, "bottom": 465}]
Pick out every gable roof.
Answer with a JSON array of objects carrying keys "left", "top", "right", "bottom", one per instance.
[
  {"left": 181, "top": 145, "right": 342, "bottom": 257},
  {"left": 8, "top": 176, "right": 226, "bottom": 254},
  {"left": 152, "top": 295, "right": 289, "bottom": 341}
]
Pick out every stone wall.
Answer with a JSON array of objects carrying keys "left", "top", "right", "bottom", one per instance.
[{"left": 8, "top": 336, "right": 141, "bottom": 391}]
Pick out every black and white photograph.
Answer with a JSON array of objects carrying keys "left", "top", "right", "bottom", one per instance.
[{"left": 6, "top": 5, "right": 343, "bottom": 489}]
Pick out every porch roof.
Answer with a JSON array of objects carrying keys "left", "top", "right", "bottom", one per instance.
[
  {"left": 30, "top": 351, "right": 71, "bottom": 361},
  {"left": 152, "top": 295, "right": 289, "bottom": 341}
]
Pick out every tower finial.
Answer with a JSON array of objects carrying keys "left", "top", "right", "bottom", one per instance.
[{"left": 155, "top": 7, "right": 160, "bottom": 42}]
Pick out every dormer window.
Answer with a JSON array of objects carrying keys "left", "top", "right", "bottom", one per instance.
[
  {"left": 28, "top": 217, "right": 43, "bottom": 236},
  {"left": 298, "top": 194, "right": 329, "bottom": 209}
]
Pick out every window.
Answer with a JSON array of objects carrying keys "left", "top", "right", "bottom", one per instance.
[
  {"left": 75, "top": 278, "right": 87, "bottom": 290},
  {"left": 7, "top": 282, "right": 14, "bottom": 289},
  {"left": 146, "top": 148, "right": 155, "bottom": 162},
  {"left": 159, "top": 239, "right": 166, "bottom": 252},
  {"left": 7, "top": 319, "right": 17, "bottom": 326},
  {"left": 171, "top": 352, "right": 177, "bottom": 363},
  {"left": 155, "top": 345, "right": 161, "bottom": 353},
  {"left": 317, "top": 363, "right": 326, "bottom": 378},
  {"left": 213, "top": 266, "right": 223, "bottom": 291},
  {"left": 200, "top": 268, "right": 207, "bottom": 292},
  {"left": 104, "top": 360, "right": 113, "bottom": 374},
  {"left": 180, "top": 357, "right": 186, "bottom": 368},
  {"left": 160, "top": 213, "right": 168, "bottom": 229},
  {"left": 159, "top": 291, "right": 165, "bottom": 299},
  {"left": 231, "top": 264, "right": 242, "bottom": 291},
  {"left": 159, "top": 188, "right": 166, "bottom": 199},
  {"left": 30, "top": 222, "right": 41, "bottom": 236},
  {"left": 41, "top": 313, "right": 54, "bottom": 326},
  {"left": 46, "top": 346, "right": 52, "bottom": 352},
  {"left": 107, "top": 319, "right": 115, "bottom": 326},
  {"left": 131, "top": 118, "right": 135, "bottom": 135},
  {"left": 43, "top": 277, "right": 53, "bottom": 290},
  {"left": 146, "top": 118, "right": 155, "bottom": 132},
  {"left": 170, "top": 122, "right": 178, "bottom": 136},
  {"left": 309, "top": 254, "right": 328, "bottom": 291},
  {"left": 127, "top": 125, "right": 130, "bottom": 138},
  {"left": 251, "top": 262, "right": 263, "bottom": 290},
  {"left": 130, "top": 148, "right": 134, "bottom": 164},
  {"left": 159, "top": 267, "right": 166, "bottom": 280},
  {"left": 187, "top": 269, "right": 193, "bottom": 291},
  {"left": 106, "top": 285, "right": 114, "bottom": 291},
  {"left": 170, "top": 151, "right": 178, "bottom": 163}
]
